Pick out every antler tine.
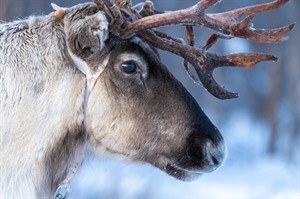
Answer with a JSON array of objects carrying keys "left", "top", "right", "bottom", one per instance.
[
  {"left": 98, "top": 0, "right": 113, "bottom": 7},
  {"left": 138, "top": 30, "right": 279, "bottom": 99},
  {"left": 94, "top": 0, "right": 112, "bottom": 8},
  {"left": 205, "top": 0, "right": 295, "bottom": 43},
  {"left": 123, "top": 0, "right": 220, "bottom": 36},
  {"left": 115, "top": 0, "right": 132, "bottom": 7},
  {"left": 123, "top": 0, "right": 294, "bottom": 43},
  {"left": 195, "top": 53, "right": 278, "bottom": 99},
  {"left": 209, "top": 0, "right": 289, "bottom": 22},
  {"left": 94, "top": 0, "right": 104, "bottom": 10},
  {"left": 136, "top": 0, "right": 164, "bottom": 17},
  {"left": 94, "top": 0, "right": 133, "bottom": 36}
]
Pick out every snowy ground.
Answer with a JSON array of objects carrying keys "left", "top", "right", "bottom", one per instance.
[{"left": 69, "top": 112, "right": 299, "bottom": 199}]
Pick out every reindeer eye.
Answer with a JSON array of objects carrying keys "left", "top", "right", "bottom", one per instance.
[{"left": 120, "top": 61, "right": 137, "bottom": 74}]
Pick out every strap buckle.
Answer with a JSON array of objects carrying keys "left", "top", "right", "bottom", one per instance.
[{"left": 53, "top": 184, "right": 71, "bottom": 199}]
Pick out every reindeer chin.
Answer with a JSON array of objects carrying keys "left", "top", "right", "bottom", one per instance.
[{"left": 165, "top": 163, "right": 203, "bottom": 181}]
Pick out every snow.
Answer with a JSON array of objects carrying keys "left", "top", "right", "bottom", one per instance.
[{"left": 69, "top": 112, "right": 299, "bottom": 199}]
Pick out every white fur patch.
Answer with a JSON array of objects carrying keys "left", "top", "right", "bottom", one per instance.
[{"left": 95, "top": 12, "right": 109, "bottom": 49}]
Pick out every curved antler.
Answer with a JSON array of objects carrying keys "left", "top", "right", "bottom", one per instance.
[{"left": 94, "top": 0, "right": 294, "bottom": 99}]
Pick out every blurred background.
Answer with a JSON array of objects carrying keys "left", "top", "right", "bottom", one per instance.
[{"left": 1, "top": 0, "right": 299, "bottom": 198}]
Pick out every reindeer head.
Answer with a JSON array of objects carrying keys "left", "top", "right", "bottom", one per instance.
[{"left": 52, "top": 0, "right": 293, "bottom": 181}]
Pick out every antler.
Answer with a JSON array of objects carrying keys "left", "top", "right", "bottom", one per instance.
[{"left": 94, "top": 0, "right": 294, "bottom": 99}]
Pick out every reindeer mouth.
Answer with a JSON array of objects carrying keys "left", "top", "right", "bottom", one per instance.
[
  {"left": 163, "top": 136, "right": 225, "bottom": 181},
  {"left": 165, "top": 163, "right": 204, "bottom": 181},
  {"left": 164, "top": 158, "right": 220, "bottom": 181}
]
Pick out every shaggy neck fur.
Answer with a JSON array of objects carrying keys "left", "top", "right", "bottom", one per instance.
[{"left": 0, "top": 15, "right": 87, "bottom": 198}]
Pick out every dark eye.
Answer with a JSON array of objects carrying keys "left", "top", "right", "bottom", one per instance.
[{"left": 120, "top": 61, "right": 137, "bottom": 74}]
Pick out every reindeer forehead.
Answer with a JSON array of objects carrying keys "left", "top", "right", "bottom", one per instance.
[{"left": 107, "top": 39, "right": 161, "bottom": 66}]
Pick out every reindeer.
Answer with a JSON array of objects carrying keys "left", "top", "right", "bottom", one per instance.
[{"left": 0, "top": 0, "right": 293, "bottom": 198}]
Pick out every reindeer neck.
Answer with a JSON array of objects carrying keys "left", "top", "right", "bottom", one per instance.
[{"left": 0, "top": 16, "right": 86, "bottom": 198}]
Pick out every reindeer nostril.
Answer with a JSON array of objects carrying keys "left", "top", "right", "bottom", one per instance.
[
  {"left": 187, "top": 132, "right": 225, "bottom": 172},
  {"left": 210, "top": 152, "right": 219, "bottom": 166}
]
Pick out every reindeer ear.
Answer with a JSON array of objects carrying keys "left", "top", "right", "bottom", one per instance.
[
  {"left": 66, "top": 12, "right": 109, "bottom": 61},
  {"left": 51, "top": 3, "right": 67, "bottom": 11},
  {"left": 66, "top": 11, "right": 109, "bottom": 76}
]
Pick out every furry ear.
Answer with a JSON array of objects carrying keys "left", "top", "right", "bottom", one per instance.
[
  {"left": 66, "top": 12, "right": 109, "bottom": 61},
  {"left": 65, "top": 11, "right": 109, "bottom": 76},
  {"left": 51, "top": 3, "right": 67, "bottom": 11}
]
